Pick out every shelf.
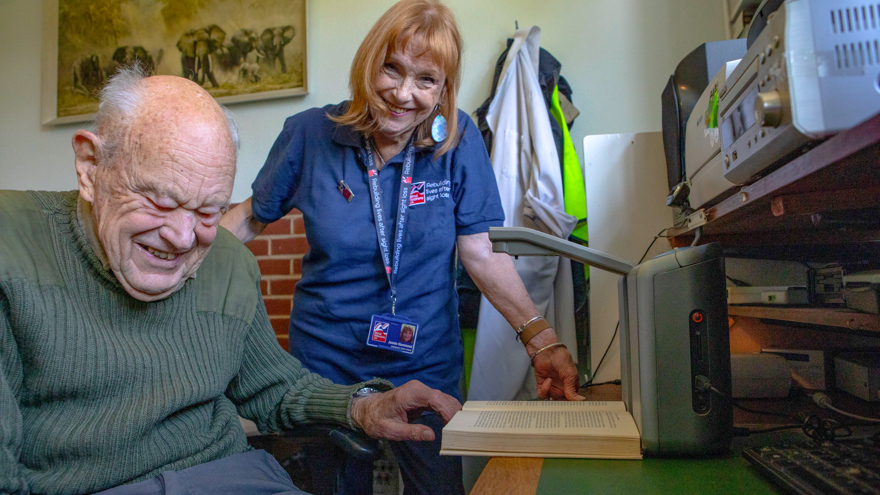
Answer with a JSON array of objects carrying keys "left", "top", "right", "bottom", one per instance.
[
  {"left": 728, "top": 305, "right": 880, "bottom": 333},
  {"left": 668, "top": 112, "right": 880, "bottom": 257}
]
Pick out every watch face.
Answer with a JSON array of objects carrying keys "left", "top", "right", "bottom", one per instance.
[{"left": 352, "top": 386, "right": 381, "bottom": 398}]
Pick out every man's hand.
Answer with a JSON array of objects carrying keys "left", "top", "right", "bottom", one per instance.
[
  {"left": 526, "top": 328, "right": 585, "bottom": 401},
  {"left": 350, "top": 381, "right": 462, "bottom": 441}
]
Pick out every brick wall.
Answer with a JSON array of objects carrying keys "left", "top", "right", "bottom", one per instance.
[{"left": 240, "top": 208, "right": 307, "bottom": 351}]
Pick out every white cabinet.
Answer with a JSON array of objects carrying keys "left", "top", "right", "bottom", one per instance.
[{"left": 723, "top": 0, "right": 763, "bottom": 39}]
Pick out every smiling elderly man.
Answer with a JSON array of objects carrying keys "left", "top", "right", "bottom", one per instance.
[{"left": 0, "top": 68, "right": 460, "bottom": 495}]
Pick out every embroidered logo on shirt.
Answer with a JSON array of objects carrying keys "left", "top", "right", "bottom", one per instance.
[
  {"left": 409, "top": 182, "right": 426, "bottom": 206},
  {"left": 371, "top": 322, "right": 389, "bottom": 342}
]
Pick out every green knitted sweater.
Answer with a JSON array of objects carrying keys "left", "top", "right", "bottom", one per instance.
[{"left": 0, "top": 191, "right": 388, "bottom": 495}]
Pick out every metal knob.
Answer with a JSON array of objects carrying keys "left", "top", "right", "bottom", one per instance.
[{"left": 754, "top": 90, "right": 783, "bottom": 128}]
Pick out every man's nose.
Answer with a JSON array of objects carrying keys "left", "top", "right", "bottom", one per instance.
[{"left": 160, "top": 210, "right": 197, "bottom": 251}]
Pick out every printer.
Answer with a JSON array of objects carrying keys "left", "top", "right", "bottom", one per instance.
[{"left": 489, "top": 227, "right": 732, "bottom": 456}]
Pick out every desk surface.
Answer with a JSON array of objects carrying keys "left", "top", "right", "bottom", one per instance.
[{"left": 469, "top": 384, "right": 784, "bottom": 495}]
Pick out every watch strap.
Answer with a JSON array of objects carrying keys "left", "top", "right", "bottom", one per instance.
[{"left": 517, "top": 316, "right": 551, "bottom": 346}]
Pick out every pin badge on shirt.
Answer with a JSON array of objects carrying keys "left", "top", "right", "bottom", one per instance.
[{"left": 338, "top": 180, "right": 354, "bottom": 202}]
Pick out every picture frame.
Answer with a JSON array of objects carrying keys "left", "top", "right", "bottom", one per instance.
[{"left": 40, "top": 0, "right": 308, "bottom": 125}]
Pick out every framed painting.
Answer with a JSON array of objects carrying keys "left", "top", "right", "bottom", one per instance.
[{"left": 41, "top": 0, "right": 308, "bottom": 125}]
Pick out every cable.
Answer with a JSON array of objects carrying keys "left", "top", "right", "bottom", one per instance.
[
  {"left": 740, "top": 424, "right": 804, "bottom": 435},
  {"left": 583, "top": 379, "right": 621, "bottom": 388},
  {"left": 800, "top": 413, "right": 853, "bottom": 442},
  {"left": 585, "top": 322, "right": 617, "bottom": 386},
  {"left": 812, "top": 393, "right": 880, "bottom": 423},
  {"left": 726, "top": 275, "right": 751, "bottom": 287},
  {"left": 729, "top": 391, "right": 880, "bottom": 440},
  {"left": 690, "top": 226, "right": 702, "bottom": 247},
  {"left": 584, "top": 229, "right": 668, "bottom": 386},
  {"left": 733, "top": 401, "right": 792, "bottom": 419},
  {"left": 637, "top": 229, "right": 669, "bottom": 265}
]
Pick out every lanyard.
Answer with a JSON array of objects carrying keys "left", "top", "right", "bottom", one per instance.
[{"left": 363, "top": 136, "right": 415, "bottom": 315}]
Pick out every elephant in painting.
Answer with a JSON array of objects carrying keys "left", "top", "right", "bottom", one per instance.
[
  {"left": 177, "top": 30, "right": 199, "bottom": 81},
  {"left": 177, "top": 25, "right": 225, "bottom": 87},
  {"left": 219, "top": 28, "right": 259, "bottom": 70},
  {"left": 71, "top": 54, "right": 105, "bottom": 97},
  {"left": 258, "top": 26, "right": 295, "bottom": 73},
  {"left": 107, "top": 46, "right": 159, "bottom": 77}
]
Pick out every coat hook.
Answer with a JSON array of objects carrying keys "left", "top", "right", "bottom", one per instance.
[{"left": 515, "top": 20, "right": 519, "bottom": 29}]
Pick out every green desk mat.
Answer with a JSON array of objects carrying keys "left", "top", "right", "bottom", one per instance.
[{"left": 537, "top": 454, "right": 778, "bottom": 494}]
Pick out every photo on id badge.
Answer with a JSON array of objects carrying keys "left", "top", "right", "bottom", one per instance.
[{"left": 367, "top": 314, "right": 418, "bottom": 354}]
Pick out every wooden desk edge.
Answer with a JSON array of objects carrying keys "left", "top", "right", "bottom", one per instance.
[{"left": 470, "top": 457, "right": 544, "bottom": 495}]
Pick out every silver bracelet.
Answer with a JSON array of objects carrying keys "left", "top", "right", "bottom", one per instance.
[
  {"left": 516, "top": 315, "right": 543, "bottom": 341},
  {"left": 528, "top": 342, "right": 566, "bottom": 364}
]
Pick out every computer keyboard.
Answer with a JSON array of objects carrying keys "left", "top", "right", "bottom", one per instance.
[{"left": 743, "top": 438, "right": 880, "bottom": 495}]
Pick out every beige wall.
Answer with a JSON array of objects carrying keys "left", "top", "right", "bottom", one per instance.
[{"left": 0, "top": 0, "right": 724, "bottom": 200}]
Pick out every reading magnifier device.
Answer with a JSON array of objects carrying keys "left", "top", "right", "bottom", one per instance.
[{"left": 489, "top": 227, "right": 732, "bottom": 456}]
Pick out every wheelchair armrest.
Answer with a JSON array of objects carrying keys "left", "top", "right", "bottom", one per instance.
[
  {"left": 327, "top": 427, "right": 380, "bottom": 461},
  {"left": 279, "top": 425, "right": 380, "bottom": 461}
]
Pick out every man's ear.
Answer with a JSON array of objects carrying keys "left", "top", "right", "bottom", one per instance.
[{"left": 73, "top": 130, "right": 101, "bottom": 202}]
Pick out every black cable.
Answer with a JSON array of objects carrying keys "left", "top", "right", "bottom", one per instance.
[
  {"left": 741, "top": 424, "right": 804, "bottom": 435},
  {"left": 585, "top": 323, "right": 617, "bottom": 386},
  {"left": 801, "top": 414, "right": 853, "bottom": 442},
  {"left": 638, "top": 229, "right": 669, "bottom": 265},
  {"left": 583, "top": 379, "right": 621, "bottom": 388},
  {"left": 585, "top": 229, "right": 668, "bottom": 385},
  {"left": 729, "top": 389, "right": 879, "bottom": 440},
  {"left": 733, "top": 401, "right": 792, "bottom": 419},
  {"left": 726, "top": 275, "right": 751, "bottom": 287}
]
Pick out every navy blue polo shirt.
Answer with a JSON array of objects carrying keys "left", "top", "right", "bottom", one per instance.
[{"left": 250, "top": 102, "right": 504, "bottom": 399}]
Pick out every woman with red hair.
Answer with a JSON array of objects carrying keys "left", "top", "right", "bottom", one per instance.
[{"left": 223, "top": 1, "right": 580, "bottom": 492}]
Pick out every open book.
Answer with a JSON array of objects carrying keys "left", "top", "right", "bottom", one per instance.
[{"left": 440, "top": 400, "right": 642, "bottom": 459}]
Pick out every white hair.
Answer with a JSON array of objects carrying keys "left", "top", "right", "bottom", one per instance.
[{"left": 93, "top": 65, "right": 240, "bottom": 166}]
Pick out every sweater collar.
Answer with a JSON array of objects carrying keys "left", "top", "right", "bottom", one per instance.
[
  {"left": 67, "top": 192, "right": 121, "bottom": 290},
  {"left": 76, "top": 196, "right": 111, "bottom": 271}
]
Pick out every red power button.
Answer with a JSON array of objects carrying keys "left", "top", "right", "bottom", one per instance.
[{"left": 692, "top": 312, "right": 704, "bottom": 323}]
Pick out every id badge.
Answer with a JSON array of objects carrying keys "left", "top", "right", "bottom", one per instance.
[{"left": 367, "top": 314, "right": 418, "bottom": 354}]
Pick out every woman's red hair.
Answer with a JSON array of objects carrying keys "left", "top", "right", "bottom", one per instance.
[{"left": 331, "top": 0, "right": 463, "bottom": 157}]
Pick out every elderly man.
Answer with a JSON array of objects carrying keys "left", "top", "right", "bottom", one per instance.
[{"left": 0, "top": 68, "right": 460, "bottom": 495}]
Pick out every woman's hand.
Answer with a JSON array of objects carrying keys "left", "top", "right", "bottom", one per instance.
[
  {"left": 526, "top": 327, "right": 584, "bottom": 401},
  {"left": 220, "top": 197, "right": 268, "bottom": 243},
  {"left": 458, "top": 232, "right": 584, "bottom": 401}
]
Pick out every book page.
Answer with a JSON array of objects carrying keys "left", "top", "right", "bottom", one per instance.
[
  {"left": 462, "top": 400, "right": 627, "bottom": 412},
  {"left": 446, "top": 409, "right": 639, "bottom": 438}
]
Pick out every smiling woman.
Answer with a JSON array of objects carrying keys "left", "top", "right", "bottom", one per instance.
[
  {"left": 333, "top": 0, "right": 461, "bottom": 161},
  {"left": 220, "top": 1, "right": 581, "bottom": 493}
]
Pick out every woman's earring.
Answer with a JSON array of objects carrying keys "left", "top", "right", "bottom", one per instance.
[{"left": 431, "top": 107, "right": 448, "bottom": 142}]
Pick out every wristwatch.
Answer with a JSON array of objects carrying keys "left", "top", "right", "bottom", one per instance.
[{"left": 351, "top": 386, "right": 382, "bottom": 399}]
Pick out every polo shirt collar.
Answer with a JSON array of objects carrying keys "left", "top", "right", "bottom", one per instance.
[
  {"left": 329, "top": 102, "right": 443, "bottom": 158},
  {"left": 332, "top": 125, "right": 442, "bottom": 156},
  {"left": 331, "top": 120, "right": 362, "bottom": 149}
]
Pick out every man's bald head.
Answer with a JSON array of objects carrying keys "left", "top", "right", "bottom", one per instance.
[
  {"left": 72, "top": 67, "right": 240, "bottom": 301},
  {"left": 93, "top": 66, "right": 239, "bottom": 168}
]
